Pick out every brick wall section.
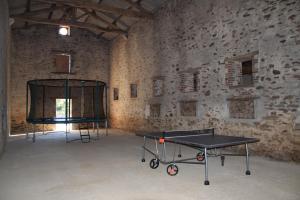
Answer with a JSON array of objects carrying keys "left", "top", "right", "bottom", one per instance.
[
  {"left": 10, "top": 25, "right": 110, "bottom": 134},
  {"left": 110, "top": 0, "right": 300, "bottom": 161}
]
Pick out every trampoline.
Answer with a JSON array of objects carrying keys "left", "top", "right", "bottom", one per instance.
[{"left": 26, "top": 79, "right": 108, "bottom": 142}]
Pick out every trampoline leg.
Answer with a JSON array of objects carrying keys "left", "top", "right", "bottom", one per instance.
[
  {"left": 32, "top": 125, "right": 36, "bottom": 143},
  {"left": 204, "top": 148, "right": 209, "bottom": 185},
  {"left": 96, "top": 122, "right": 99, "bottom": 140},
  {"left": 65, "top": 123, "right": 68, "bottom": 143},
  {"left": 26, "top": 124, "right": 29, "bottom": 140},
  {"left": 163, "top": 142, "right": 167, "bottom": 162},
  {"left": 105, "top": 120, "right": 108, "bottom": 136},
  {"left": 245, "top": 143, "right": 251, "bottom": 175},
  {"left": 93, "top": 122, "right": 95, "bottom": 134},
  {"left": 141, "top": 136, "right": 146, "bottom": 162}
]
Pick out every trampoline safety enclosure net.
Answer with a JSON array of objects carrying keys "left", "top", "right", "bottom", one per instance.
[{"left": 26, "top": 79, "right": 108, "bottom": 124}]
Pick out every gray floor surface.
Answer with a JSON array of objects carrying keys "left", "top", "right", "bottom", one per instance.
[{"left": 0, "top": 130, "right": 299, "bottom": 200}]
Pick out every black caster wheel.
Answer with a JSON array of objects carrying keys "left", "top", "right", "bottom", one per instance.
[
  {"left": 204, "top": 180, "right": 210, "bottom": 185},
  {"left": 196, "top": 152, "right": 205, "bottom": 161},
  {"left": 141, "top": 158, "right": 145, "bottom": 162},
  {"left": 221, "top": 155, "right": 225, "bottom": 166},
  {"left": 166, "top": 164, "right": 179, "bottom": 176},
  {"left": 246, "top": 170, "right": 251, "bottom": 175},
  {"left": 178, "top": 154, "right": 182, "bottom": 158},
  {"left": 149, "top": 159, "right": 159, "bottom": 169}
]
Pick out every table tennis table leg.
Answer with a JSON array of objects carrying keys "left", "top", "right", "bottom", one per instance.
[
  {"left": 204, "top": 148, "right": 209, "bottom": 185},
  {"left": 245, "top": 143, "right": 251, "bottom": 175},
  {"left": 162, "top": 142, "right": 167, "bottom": 162},
  {"left": 178, "top": 145, "right": 182, "bottom": 157},
  {"left": 141, "top": 136, "right": 146, "bottom": 162}
]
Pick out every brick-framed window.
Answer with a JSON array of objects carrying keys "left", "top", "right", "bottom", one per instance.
[
  {"left": 225, "top": 51, "right": 258, "bottom": 88},
  {"left": 179, "top": 70, "right": 200, "bottom": 93},
  {"left": 227, "top": 97, "right": 255, "bottom": 119}
]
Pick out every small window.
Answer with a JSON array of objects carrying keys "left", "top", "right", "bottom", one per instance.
[
  {"left": 113, "top": 88, "right": 119, "bottom": 100},
  {"left": 130, "top": 84, "right": 137, "bottom": 98},
  {"left": 55, "top": 53, "right": 71, "bottom": 73},
  {"left": 179, "top": 71, "right": 199, "bottom": 93},
  {"left": 241, "top": 60, "right": 253, "bottom": 86},
  {"left": 193, "top": 72, "right": 199, "bottom": 92}
]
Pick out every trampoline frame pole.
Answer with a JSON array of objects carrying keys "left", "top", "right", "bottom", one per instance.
[
  {"left": 105, "top": 84, "right": 108, "bottom": 136},
  {"left": 97, "top": 122, "right": 99, "bottom": 140},
  {"left": 65, "top": 79, "right": 68, "bottom": 143},
  {"left": 26, "top": 82, "right": 29, "bottom": 140},
  {"left": 33, "top": 124, "right": 36, "bottom": 143}
]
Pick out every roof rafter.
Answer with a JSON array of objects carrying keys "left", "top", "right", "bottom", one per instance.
[
  {"left": 88, "top": 10, "right": 121, "bottom": 30},
  {"left": 33, "top": 0, "right": 153, "bottom": 19},
  {"left": 13, "top": 15, "right": 127, "bottom": 35},
  {"left": 121, "top": 0, "right": 151, "bottom": 14}
]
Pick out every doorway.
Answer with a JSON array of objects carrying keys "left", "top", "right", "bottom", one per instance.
[{"left": 55, "top": 99, "right": 72, "bottom": 131}]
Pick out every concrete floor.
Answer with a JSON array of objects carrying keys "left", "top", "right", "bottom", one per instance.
[{"left": 0, "top": 130, "right": 299, "bottom": 200}]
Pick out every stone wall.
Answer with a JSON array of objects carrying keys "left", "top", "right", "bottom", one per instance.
[
  {"left": 0, "top": 0, "right": 10, "bottom": 157},
  {"left": 110, "top": 0, "right": 300, "bottom": 160},
  {"left": 10, "top": 25, "right": 110, "bottom": 134}
]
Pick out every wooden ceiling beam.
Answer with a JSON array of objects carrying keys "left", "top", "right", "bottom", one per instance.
[
  {"left": 34, "top": 0, "right": 153, "bottom": 19},
  {"left": 88, "top": 10, "right": 121, "bottom": 30},
  {"left": 12, "top": 6, "right": 64, "bottom": 17},
  {"left": 12, "top": 15, "right": 127, "bottom": 34},
  {"left": 24, "top": 0, "right": 32, "bottom": 27},
  {"left": 48, "top": 4, "right": 56, "bottom": 19},
  {"left": 75, "top": 10, "right": 89, "bottom": 20},
  {"left": 122, "top": 0, "right": 151, "bottom": 14}
]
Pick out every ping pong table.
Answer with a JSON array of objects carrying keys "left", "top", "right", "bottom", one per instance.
[{"left": 136, "top": 128, "right": 259, "bottom": 185}]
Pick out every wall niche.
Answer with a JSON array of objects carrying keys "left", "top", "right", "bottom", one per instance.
[
  {"left": 180, "top": 101, "right": 197, "bottom": 117},
  {"left": 153, "top": 76, "right": 164, "bottom": 97},
  {"left": 150, "top": 104, "right": 161, "bottom": 118},
  {"left": 228, "top": 97, "right": 255, "bottom": 119}
]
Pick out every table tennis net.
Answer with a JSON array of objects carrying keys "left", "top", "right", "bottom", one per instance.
[{"left": 163, "top": 128, "right": 214, "bottom": 138}]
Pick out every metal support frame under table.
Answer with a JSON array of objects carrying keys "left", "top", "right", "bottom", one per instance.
[{"left": 141, "top": 136, "right": 252, "bottom": 185}]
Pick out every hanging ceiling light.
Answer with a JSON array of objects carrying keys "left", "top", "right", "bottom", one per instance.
[{"left": 58, "top": 25, "right": 70, "bottom": 36}]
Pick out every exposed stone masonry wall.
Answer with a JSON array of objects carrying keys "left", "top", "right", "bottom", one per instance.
[
  {"left": 110, "top": 0, "right": 300, "bottom": 160},
  {"left": 11, "top": 25, "right": 110, "bottom": 134}
]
